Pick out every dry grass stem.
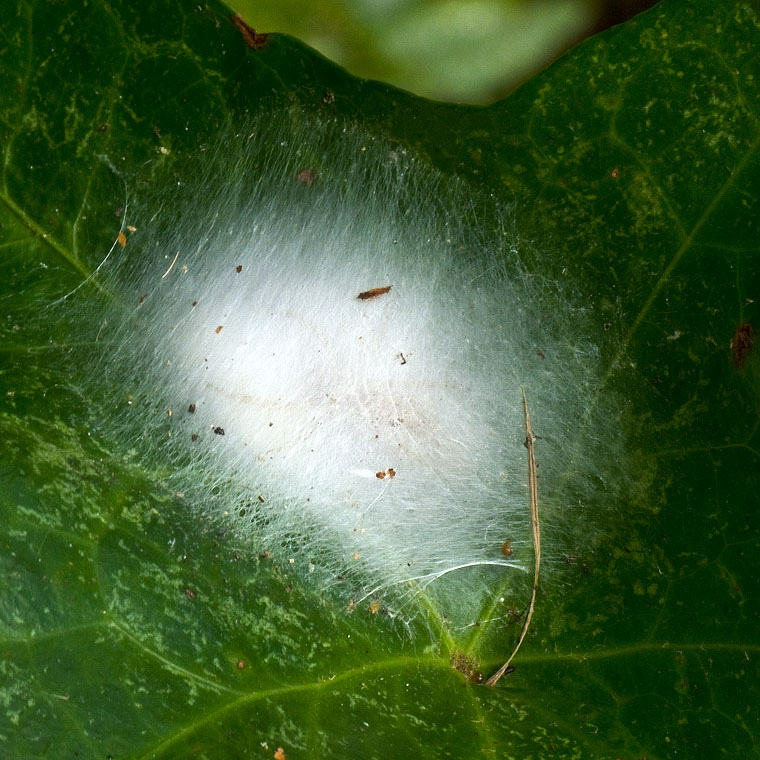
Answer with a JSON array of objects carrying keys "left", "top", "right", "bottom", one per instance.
[{"left": 485, "top": 386, "right": 541, "bottom": 686}]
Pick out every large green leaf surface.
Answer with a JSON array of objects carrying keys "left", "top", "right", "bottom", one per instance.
[{"left": 1, "top": 1, "right": 759, "bottom": 758}]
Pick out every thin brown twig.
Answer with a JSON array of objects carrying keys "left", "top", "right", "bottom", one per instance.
[{"left": 485, "top": 386, "right": 541, "bottom": 686}]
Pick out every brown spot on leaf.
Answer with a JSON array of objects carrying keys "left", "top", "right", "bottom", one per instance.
[
  {"left": 501, "top": 540, "right": 513, "bottom": 557},
  {"left": 450, "top": 651, "right": 484, "bottom": 684},
  {"left": 357, "top": 285, "right": 392, "bottom": 301},
  {"left": 731, "top": 322, "right": 754, "bottom": 369},
  {"left": 236, "top": 264, "right": 242, "bottom": 273},
  {"left": 296, "top": 169, "right": 317, "bottom": 185},
  {"left": 231, "top": 14, "right": 268, "bottom": 49}
]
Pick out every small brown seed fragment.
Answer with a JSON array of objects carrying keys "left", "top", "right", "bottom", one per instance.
[{"left": 357, "top": 285, "right": 391, "bottom": 301}]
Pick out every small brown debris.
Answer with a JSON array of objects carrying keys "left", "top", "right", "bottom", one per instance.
[
  {"left": 611, "top": 167, "right": 620, "bottom": 179},
  {"left": 215, "top": 325, "right": 223, "bottom": 334},
  {"left": 138, "top": 294, "right": 147, "bottom": 305},
  {"left": 296, "top": 169, "right": 317, "bottom": 185},
  {"left": 259, "top": 550, "right": 272, "bottom": 560},
  {"left": 257, "top": 495, "right": 264, "bottom": 503},
  {"left": 375, "top": 468, "right": 396, "bottom": 480},
  {"left": 96, "top": 123, "right": 108, "bottom": 132},
  {"left": 236, "top": 660, "right": 245, "bottom": 669},
  {"left": 323, "top": 91, "right": 335, "bottom": 104},
  {"left": 116, "top": 231, "right": 126, "bottom": 248},
  {"left": 352, "top": 552, "right": 360, "bottom": 560},
  {"left": 387, "top": 468, "right": 396, "bottom": 478},
  {"left": 357, "top": 285, "right": 392, "bottom": 301},
  {"left": 191, "top": 434, "right": 199, "bottom": 442},
  {"left": 501, "top": 540, "right": 513, "bottom": 557},
  {"left": 231, "top": 14, "right": 268, "bottom": 49},
  {"left": 236, "top": 265, "right": 242, "bottom": 273},
  {"left": 184, "top": 588, "right": 196, "bottom": 600},
  {"left": 213, "top": 426, "right": 225, "bottom": 435},
  {"left": 375, "top": 471, "right": 385, "bottom": 479},
  {"left": 731, "top": 322, "right": 754, "bottom": 369},
  {"left": 369, "top": 600, "right": 381, "bottom": 614},
  {"left": 450, "top": 651, "right": 482, "bottom": 683},
  {"left": 127, "top": 225, "right": 137, "bottom": 233},
  {"left": 273, "top": 748, "right": 286, "bottom": 760}
]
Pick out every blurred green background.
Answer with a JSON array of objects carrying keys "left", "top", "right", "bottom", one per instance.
[{"left": 230, "top": 0, "right": 658, "bottom": 103}]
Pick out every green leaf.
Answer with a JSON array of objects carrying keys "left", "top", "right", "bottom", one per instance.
[{"left": 2, "top": 1, "right": 759, "bottom": 758}]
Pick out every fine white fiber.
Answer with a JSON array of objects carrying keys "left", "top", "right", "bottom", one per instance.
[{"left": 67, "top": 112, "right": 629, "bottom": 629}]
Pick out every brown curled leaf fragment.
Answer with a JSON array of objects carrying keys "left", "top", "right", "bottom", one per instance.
[
  {"left": 731, "top": 322, "right": 754, "bottom": 369},
  {"left": 357, "top": 285, "right": 392, "bottom": 301},
  {"left": 231, "top": 14, "right": 268, "bottom": 50}
]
